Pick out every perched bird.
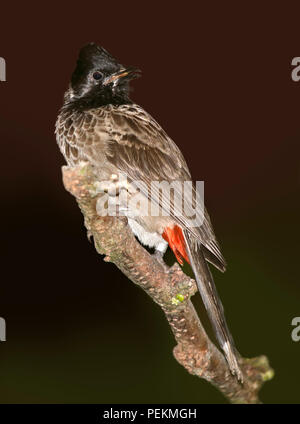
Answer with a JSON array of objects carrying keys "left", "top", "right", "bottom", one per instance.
[{"left": 56, "top": 43, "right": 242, "bottom": 381}]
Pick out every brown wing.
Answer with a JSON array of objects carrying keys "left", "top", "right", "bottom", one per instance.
[{"left": 104, "top": 104, "right": 226, "bottom": 270}]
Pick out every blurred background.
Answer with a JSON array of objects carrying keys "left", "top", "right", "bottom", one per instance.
[{"left": 0, "top": 2, "right": 299, "bottom": 403}]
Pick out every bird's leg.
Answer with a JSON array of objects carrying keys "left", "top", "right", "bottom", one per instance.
[{"left": 153, "top": 241, "right": 169, "bottom": 272}]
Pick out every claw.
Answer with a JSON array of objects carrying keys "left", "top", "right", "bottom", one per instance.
[
  {"left": 153, "top": 251, "right": 169, "bottom": 273},
  {"left": 87, "top": 230, "right": 93, "bottom": 243}
]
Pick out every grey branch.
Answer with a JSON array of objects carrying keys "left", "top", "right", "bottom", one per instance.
[{"left": 62, "top": 162, "right": 274, "bottom": 404}]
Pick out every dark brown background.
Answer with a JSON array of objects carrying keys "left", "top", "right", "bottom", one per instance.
[{"left": 0, "top": 2, "right": 299, "bottom": 403}]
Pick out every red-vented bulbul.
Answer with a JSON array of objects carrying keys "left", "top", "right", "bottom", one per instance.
[{"left": 56, "top": 43, "right": 242, "bottom": 381}]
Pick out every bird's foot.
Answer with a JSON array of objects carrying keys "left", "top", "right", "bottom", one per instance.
[
  {"left": 87, "top": 230, "right": 93, "bottom": 243},
  {"left": 153, "top": 251, "right": 169, "bottom": 273}
]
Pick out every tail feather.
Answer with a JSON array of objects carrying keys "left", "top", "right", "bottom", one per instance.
[
  {"left": 202, "top": 245, "right": 226, "bottom": 273},
  {"left": 183, "top": 229, "right": 243, "bottom": 382}
]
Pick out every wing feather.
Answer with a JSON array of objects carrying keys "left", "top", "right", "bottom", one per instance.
[{"left": 104, "top": 105, "right": 226, "bottom": 270}]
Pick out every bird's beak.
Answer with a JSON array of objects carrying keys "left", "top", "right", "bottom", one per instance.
[{"left": 103, "top": 67, "right": 141, "bottom": 86}]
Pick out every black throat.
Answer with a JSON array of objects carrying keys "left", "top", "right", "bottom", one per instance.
[{"left": 65, "top": 87, "right": 133, "bottom": 112}]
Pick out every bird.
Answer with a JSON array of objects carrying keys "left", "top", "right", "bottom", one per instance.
[{"left": 56, "top": 43, "right": 243, "bottom": 382}]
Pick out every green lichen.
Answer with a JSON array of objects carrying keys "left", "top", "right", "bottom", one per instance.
[
  {"left": 79, "top": 164, "right": 88, "bottom": 175},
  {"left": 176, "top": 294, "right": 185, "bottom": 302},
  {"left": 171, "top": 293, "right": 185, "bottom": 305},
  {"left": 261, "top": 369, "right": 274, "bottom": 382}
]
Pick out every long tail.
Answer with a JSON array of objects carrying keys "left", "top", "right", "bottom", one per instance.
[
  {"left": 162, "top": 225, "right": 243, "bottom": 381},
  {"left": 183, "top": 229, "right": 243, "bottom": 382}
]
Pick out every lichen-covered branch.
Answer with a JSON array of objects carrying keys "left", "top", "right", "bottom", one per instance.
[{"left": 62, "top": 162, "right": 274, "bottom": 404}]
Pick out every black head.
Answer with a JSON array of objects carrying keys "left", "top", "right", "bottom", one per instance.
[{"left": 66, "top": 43, "right": 140, "bottom": 109}]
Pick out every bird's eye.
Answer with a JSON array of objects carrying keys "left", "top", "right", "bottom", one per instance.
[{"left": 92, "top": 71, "right": 103, "bottom": 81}]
